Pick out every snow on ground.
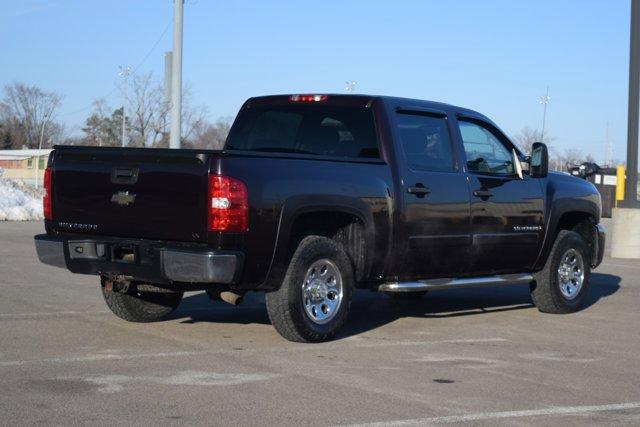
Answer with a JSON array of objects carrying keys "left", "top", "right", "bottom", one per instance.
[{"left": 0, "top": 178, "right": 43, "bottom": 221}]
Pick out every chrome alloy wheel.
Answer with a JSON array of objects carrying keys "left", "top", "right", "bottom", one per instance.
[
  {"left": 557, "top": 248, "right": 584, "bottom": 300},
  {"left": 302, "top": 258, "right": 343, "bottom": 324}
]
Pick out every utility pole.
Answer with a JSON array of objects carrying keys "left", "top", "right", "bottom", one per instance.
[
  {"left": 169, "top": 0, "right": 184, "bottom": 149},
  {"left": 604, "top": 121, "right": 610, "bottom": 167},
  {"left": 539, "top": 86, "right": 550, "bottom": 143},
  {"left": 34, "top": 113, "right": 49, "bottom": 189},
  {"left": 164, "top": 51, "right": 172, "bottom": 107},
  {"left": 118, "top": 66, "right": 131, "bottom": 148},
  {"left": 624, "top": 0, "right": 640, "bottom": 207}
]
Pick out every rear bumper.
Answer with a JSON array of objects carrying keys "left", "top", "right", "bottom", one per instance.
[{"left": 34, "top": 234, "right": 243, "bottom": 285}]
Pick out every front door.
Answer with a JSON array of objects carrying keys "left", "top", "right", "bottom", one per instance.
[
  {"left": 456, "top": 117, "right": 544, "bottom": 274},
  {"left": 395, "top": 110, "right": 472, "bottom": 279}
]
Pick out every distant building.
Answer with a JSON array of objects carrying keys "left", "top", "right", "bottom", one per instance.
[{"left": 0, "top": 149, "right": 53, "bottom": 181}]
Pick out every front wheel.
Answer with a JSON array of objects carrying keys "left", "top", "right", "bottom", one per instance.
[
  {"left": 101, "top": 278, "right": 183, "bottom": 322},
  {"left": 265, "top": 235, "right": 353, "bottom": 342},
  {"left": 531, "top": 230, "right": 590, "bottom": 314}
]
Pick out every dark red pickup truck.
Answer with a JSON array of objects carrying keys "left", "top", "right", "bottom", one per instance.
[{"left": 35, "top": 94, "right": 605, "bottom": 342}]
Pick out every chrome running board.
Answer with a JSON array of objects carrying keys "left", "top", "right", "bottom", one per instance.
[{"left": 379, "top": 273, "right": 533, "bottom": 293}]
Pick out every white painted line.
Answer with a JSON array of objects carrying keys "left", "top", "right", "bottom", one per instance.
[
  {"left": 0, "top": 336, "right": 511, "bottom": 368},
  {"left": 0, "top": 350, "right": 209, "bottom": 367},
  {"left": 338, "top": 402, "right": 640, "bottom": 426},
  {"left": 519, "top": 352, "right": 601, "bottom": 363},
  {"left": 438, "top": 338, "right": 508, "bottom": 344},
  {"left": 601, "top": 261, "right": 640, "bottom": 271},
  {"left": 0, "top": 310, "right": 110, "bottom": 319},
  {"left": 64, "top": 371, "right": 279, "bottom": 393}
]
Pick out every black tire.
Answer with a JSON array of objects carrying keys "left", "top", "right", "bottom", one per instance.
[
  {"left": 265, "top": 235, "right": 353, "bottom": 343},
  {"left": 384, "top": 291, "right": 427, "bottom": 300},
  {"left": 101, "top": 278, "right": 183, "bottom": 322},
  {"left": 531, "top": 230, "right": 591, "bottom": 314}
]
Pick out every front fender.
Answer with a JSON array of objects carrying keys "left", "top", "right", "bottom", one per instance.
[{"left": 533, "top": 174, "right": 601, "bottom": 271}]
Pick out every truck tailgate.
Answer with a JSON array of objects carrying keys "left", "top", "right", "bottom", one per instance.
[{"left": 51, "top": 147, "right": 211, "bottom": 243}]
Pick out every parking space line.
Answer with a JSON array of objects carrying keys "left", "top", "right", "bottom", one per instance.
[
  {"left": 0, "top": 337, "right": 511, "bottom": 368},
  {"left": 0, "top": 310, "right": 110, "bottom": 319},
  {"left": 338, "top": 402, "right": 640, "bottom": 426},
  {"left": 0, "top": 350, "right": 211, "bottom": 367},
  {"left": 602, "top": 261, "right": 640, "bottom": 270}
]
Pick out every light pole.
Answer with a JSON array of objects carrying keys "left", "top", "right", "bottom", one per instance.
[
  {"left": 623, "top": 0, "right": 640, "bottom": 207},
  {"left": 119, "top": 65, "right": 131, "bottom": 147},
  {"left": 539, "top": 86, "right": 550, "bottom": 143},
  {"left": 169, "top": 0, "right": 184, "bottom": 149}
]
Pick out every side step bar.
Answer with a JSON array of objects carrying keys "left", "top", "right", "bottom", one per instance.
[{"left": 379, "top": 273, "right": 534, "bottom": 293}]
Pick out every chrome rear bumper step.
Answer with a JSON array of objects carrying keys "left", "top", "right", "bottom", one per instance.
[{"left": 379, "top": 273, "right": 534, "bottom": 293}]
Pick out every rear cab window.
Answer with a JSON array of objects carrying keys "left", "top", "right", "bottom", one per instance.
[
  {"left": 225, "top": 102, "right": 380, "bottom": 159},
  {"left": 395, "top": 112, "right": 455, "bottom": 172}
]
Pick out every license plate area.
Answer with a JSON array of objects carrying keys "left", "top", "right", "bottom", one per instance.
[{"left": 111, "top": 244, "right": 138, "bottom": 264}]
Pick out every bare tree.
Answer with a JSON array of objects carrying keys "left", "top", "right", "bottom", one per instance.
[
  {"left": 187, "top": 116, "right": 233, "bottom": 149},
  {"left": 121, "top": 73, "right": 206, "bottom": 148},
  {"left": 124, "top": 73, "right": 168, "bottom": 147},
  {"left": 1, "top": 82, "right": 63, "bottom": 148},
  {"left": 551, "top": 148, "right": 586, "bottom": 171},
  {"left": 512, "top": 126, "right": 554, "bottom": 154}
]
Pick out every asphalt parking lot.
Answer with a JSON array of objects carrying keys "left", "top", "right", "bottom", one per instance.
[{"left": 1, "top": 221, "right": 639, "bottom": 426}]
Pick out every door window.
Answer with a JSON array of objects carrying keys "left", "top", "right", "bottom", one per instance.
[
  {"left": 396, "top": 113, "right": 455, "bottom": 172},
  {"left": 459, "top": 120, "right": 514, "bottom": 175}
]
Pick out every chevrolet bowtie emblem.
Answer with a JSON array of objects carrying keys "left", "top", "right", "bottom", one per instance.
[{"left": 111, "top": 191, "right": 136, "bottom": 206}]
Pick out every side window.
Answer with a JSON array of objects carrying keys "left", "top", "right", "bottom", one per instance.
[
  {"left": 396, "top": 113, "right": 455, "bottom": 172},
  {"left": 459, "top": 120, "right": 514, "bottom": 175}
]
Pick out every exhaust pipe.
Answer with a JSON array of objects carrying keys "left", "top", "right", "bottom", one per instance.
[
  {"left": 220, "top": 291, "right": 244, "bottom": 306},
  {"left": 206, "top": 289, "right": 245, "bottom": 306}
]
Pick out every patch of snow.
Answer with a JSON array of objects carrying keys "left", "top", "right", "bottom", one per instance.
[{"left": 0, "top": 178, "right": 43, "bottom": 221}]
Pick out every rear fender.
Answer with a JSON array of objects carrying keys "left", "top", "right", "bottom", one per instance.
[{"left": 260, "top": 195, "right": 375, "bottom": 290}]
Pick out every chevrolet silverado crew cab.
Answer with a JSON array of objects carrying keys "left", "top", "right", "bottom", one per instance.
[{"left": 35, "top": 94, "right": 605, "bottom": 342}]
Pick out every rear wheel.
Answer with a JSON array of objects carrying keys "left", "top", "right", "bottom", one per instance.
[
  {"left": 531, "top": 230, "right": 590, "bottom": 314},
  {"left": 101, "top": 278, "right": 183, "bottom": 322},
  {"left": 265, "top": 235, "right": 353, "bottom": 342}
]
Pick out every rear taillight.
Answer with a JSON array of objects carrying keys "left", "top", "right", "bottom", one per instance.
[
  {"left": 43, "top": 167, "right": 52, "bottom": 220},
  {"left": 208, "top": 175, "right": 248, "bottom": 232},
  {"left": 289, "top": 94, "right": 328, "bottom": 103}
]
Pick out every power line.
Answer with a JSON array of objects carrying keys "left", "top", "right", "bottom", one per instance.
[{"left": 58, "top": 22, "right": 171, "bottom": 118}]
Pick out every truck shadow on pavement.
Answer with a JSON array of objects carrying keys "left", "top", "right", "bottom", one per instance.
[{"left": 172, "top": 273, "right": 620, "bottom": 340}]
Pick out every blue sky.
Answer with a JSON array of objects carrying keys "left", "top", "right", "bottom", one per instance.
[{"left": 0, "top": 0, "right": 631, "bottom": 163}]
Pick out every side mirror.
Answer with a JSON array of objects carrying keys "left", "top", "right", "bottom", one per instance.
[{"left": 530, "top": 142, "right": 548, "bottom": 178}]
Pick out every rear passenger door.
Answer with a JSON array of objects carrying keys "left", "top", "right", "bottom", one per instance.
[
  {"left": 394, "top": 110, "right": 472, "bottom": 278},
  {"left": 456, "top": 117, "right": 544, "bottom": 274}
]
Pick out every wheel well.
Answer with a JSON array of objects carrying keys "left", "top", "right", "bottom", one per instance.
[
  {"left": 288, "top": 211, "right": 366, "bottom": 282},
  {"left": 555, "top": 211, "right": 596, "bottom": 263}
]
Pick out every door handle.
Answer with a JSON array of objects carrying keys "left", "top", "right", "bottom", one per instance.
[
  {"left": 473, "top": 189, "right": 493, "bottom": 198},
  {"left": 407, "top": 185, "right": 431, "bottom": 197}
]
